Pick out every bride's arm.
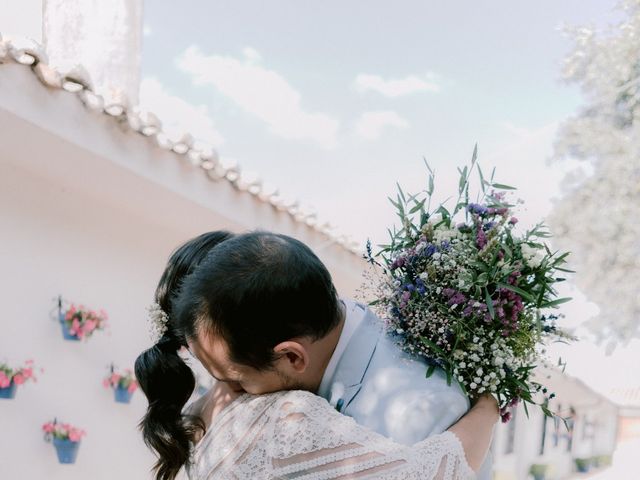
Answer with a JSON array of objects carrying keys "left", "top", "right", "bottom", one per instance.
[
  {"left": 263, "top": 391, "right": 497, "bottom": 480},
  {"left": 447, "top": 394, "right": 499, "bottom": 472}
]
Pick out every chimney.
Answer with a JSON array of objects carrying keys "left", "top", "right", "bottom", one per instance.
[{"left": 43, "top": 0, "right": 143, "bottom": 105}]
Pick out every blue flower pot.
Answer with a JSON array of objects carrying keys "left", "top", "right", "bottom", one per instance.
[
  {"left": 0, "top": 380, "right": 17, "bottom": 399},
  {"left": 59, "top": 312, "right": 80, "bottom": 341},
  {"left": 52, "top": 438, "right": 80, "bottom": 464},
  {"left": 114, "top": 385, "right": 133, "bottom": 403}
]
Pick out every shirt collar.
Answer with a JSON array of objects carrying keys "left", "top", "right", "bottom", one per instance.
[{"left": 317, "top": 297, "right": 366, "bottom": 399}]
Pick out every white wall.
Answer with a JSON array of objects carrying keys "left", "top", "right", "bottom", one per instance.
[
  {"left": 0, "top": 0, "right": 42, "bottom": 42},
  {"left": 0, "top": 61, "right": 368, "bottom": 479},
  {"left": 0, "top": 160, "right": 187, "bottom": 478}
]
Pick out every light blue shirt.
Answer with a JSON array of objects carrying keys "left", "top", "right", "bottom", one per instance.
[{"left": 318, "top": 297, "right": 493, "bottom": 479}]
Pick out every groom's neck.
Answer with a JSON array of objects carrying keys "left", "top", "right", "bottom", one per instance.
[{"left": 304, "top": 301, "right": 346, "bottom": 393}]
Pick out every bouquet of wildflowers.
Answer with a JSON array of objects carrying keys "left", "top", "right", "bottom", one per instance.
[
  {"left": 42, "top": 419, "right": 86, "bottom": 442},
  {"left": 102, "top": 365, "right": 138, "bottom": 394},
  {"left": 61, "top": 303, "right": 108, "bottom": 340},
  {"left": 0, "top": 359, "right": 40, "bottom": 388},
  {"left": 365, "top": 147, "right": 573, "bottom": 422}
]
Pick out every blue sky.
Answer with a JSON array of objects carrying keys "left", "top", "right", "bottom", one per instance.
[
  {"left": 140, "top": 0, "right": 621, "bottom": 248},
  {"left": 139, "top": 1, "right": 640, "bottom": 395}
]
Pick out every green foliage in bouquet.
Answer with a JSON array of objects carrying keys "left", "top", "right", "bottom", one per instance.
[{"left": 365, "top": 146, "right": 575, "bottom": 422}]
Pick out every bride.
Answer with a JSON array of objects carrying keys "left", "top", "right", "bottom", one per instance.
[{"left": 135, "top": 232, "right": 498, "bottom": 480}]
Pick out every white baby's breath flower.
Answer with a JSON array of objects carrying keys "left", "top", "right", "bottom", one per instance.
[{"left": 147, "top": 302, "right": 169, "bottom": 343}]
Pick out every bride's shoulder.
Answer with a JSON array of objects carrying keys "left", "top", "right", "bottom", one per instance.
[{"left": 270, "top": 390, "right": 332, "bottom": 414}]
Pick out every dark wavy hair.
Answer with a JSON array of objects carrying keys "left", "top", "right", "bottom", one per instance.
[
  {"left": 172, "top": 231, "right": 342, "bottom": 370},
  {"left": 134, "top": 231, "right": 234, "bottom": 480}
]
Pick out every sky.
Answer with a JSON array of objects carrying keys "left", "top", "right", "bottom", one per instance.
[
  {"left": 138, "top": 0, "right": 638, "bottom": 399},
  {"left": 139, "top": 0, "right": 623, "bottom": 249},
  {"left": 1, "top": 0, "right": 637, "bottom": 399}
]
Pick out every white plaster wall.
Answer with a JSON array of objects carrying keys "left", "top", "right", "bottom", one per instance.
[
  {"left": 0, "top": 63, "right": 369, "bottom": 479},
  {"left": 0, "top": 160, "right": 186, "bottom": 479},
  {"left": 0, "top": 0, "right": 43, "bottom": 42}
]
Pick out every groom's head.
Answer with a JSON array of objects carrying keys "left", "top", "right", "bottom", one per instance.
[{"left": 173, "top": 231, "right": 343, "bottom": 394}]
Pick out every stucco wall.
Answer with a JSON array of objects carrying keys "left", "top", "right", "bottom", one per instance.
[{"left": 0, "top": 63, "right": 368, "bottom": 478}]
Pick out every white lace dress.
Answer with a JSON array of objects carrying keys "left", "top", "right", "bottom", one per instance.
[{"left": 186, "top": 390, "right": 475, "bottom": 480}]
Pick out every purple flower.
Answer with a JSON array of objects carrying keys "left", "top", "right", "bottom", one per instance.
[
  {"left": 467, "top": 203, "right": 488, "bottom": 215},
  {"left": 476, "top": 229, "right": 487, "bottom": 249},
  {"left": 483, "top": 221, "right": 496, "bottom": 231},
  {"left": 509, "top": 217, "right": 518, "bottom": 225},
  {"left": 424, "top": 244, "right": 437, "bottom": 257}
]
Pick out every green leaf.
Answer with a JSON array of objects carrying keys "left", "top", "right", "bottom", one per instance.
[
  {"left": 554, "top": 267, "right": 576, "bottom": 273},
  {"left": 420, "top": 336, "right": 447, "bottom": 357},
  {"left": 478, "top": 164, "right": 487, "bottom": 192},
  {"left": 396, "top": 182, "right": 406, "bottom": 203},
  {"left": 539, "top": 297, "right": 572, "bottom": 308},
  {"left": 426, "top": 364, "right": 436, "bottom": 378},
  {"left": 496, "top": 282, "right": 536, "bottom": 303},
  {"left": 492, "top": 183, "right": 517, "bottom": 190},
  {"left": 458, "top": 166, "right": 468, "bottom": 194},
  {"left": 409, "top": 198, "right": 426, "bottom": 214},
  {"left": 485, "top": 288, "right": 495, "bottom": 320}
]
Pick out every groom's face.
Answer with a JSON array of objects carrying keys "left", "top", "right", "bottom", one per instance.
[{"left": 187, "top": 331, "right": 299, "bottom": 395}]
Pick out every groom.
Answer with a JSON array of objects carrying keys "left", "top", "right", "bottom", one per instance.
[{"left": 175, "top": 230, "right": 493, "bottom": 478}]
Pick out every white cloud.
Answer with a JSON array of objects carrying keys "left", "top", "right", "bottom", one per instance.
[
  {"left": 176, "top": 46, "right": 340, "bottom": 149},
  {"left": 139, "top": 77, "right": 225, "bottom": 147},
  {"left": 354, "top": 111, "right": 410, "bottom": 140},
  {"left": 353, "top": 73, "right": 441, "bottom": 97}
]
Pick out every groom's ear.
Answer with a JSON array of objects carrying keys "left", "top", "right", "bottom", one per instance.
[{"left": 273, "top": 341, "right": 309, "bottom": 373}]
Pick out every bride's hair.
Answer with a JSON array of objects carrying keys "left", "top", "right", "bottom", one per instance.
[{"left": 134, "top": 230, "right": 234, "bottom": 480}]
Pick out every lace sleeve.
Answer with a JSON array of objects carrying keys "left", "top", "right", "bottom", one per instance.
[
  {"left": 187, "top": 390, "right": 475, "bottom": 480},
  {"left": 265, "top": 390, "right": 475, "bottom": 480}
]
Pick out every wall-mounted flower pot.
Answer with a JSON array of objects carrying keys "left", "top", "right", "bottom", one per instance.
[
  {"left": 59, "top": 311, "right": 80, "bottom": 341},
  {"left": 0, "top": 380, "right": 17, "bottom": 399},
  {"left": 114, "top": 385, "right": 134, "bottom": 404},
  {"left": 575, "top": 458, "right": 591, "bottom": 473},
  {"left": 52, "top": 438, "right": 81, "bottom": 464}
]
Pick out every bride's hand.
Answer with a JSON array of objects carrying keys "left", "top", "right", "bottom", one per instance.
[{"left": 471, "top": 393, "right": 499, "bottom": 415}]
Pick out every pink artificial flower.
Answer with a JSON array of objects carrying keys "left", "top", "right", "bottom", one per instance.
[
  {"left": 68, "top": 429, "right": 84, "bottom": 442},
  {"left": 99, "top": 309, "right": 108, "bottom": 320},
  {"left": 0, "top": 372, "right": 10, "bottom": 388},
  {"left": 127, "top": 382, "right": 138, "bottom": 394},
  {"left": 110, "top": 373, "right": 120, "bottom": 385},
  {"left": 84, "top": 319, "right": 97, "bottom": 333},
  {"left": 102, "top": 378, "right": 110, "bottom": 389},
  {"left": 23, "top": 367, "right": 33, "bottom": 379},
  {"left": 42, "top": 423, "right": 55, "bottom": 433},
  {"left": 13, "top": 374, "right": 25, "bottom": 385}
]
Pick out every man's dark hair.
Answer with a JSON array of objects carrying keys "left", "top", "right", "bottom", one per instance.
[{"left": 173, "top": 231, "right": 342, "bottom": 369}]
